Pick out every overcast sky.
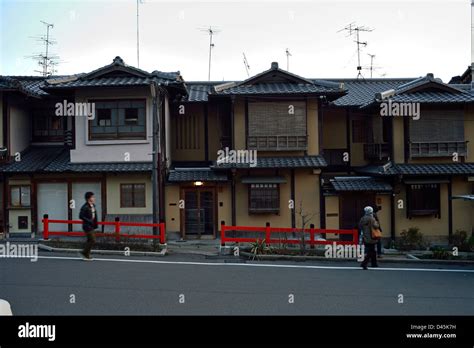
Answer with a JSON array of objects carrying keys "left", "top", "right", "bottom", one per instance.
[{"left": 0, "top": 0, "right": 471, "bottom": 82}]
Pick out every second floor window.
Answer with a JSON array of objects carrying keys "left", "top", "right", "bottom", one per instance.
[
  {"left": 175, "top": 113, "right": 201, "bottom": 150},
  {"left": 89, "top": 99, "right": 146, "bottom": 140},
  {"left": 352, "top": 119, "right": 369, "bottom": 143},
  {"left": 247, "top": 101, "right": 307, "bottom": 151},
  {"left": 33, "top": 108, "right": 65, "bottom": 142}
]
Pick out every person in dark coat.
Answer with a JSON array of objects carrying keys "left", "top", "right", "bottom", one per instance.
[
  {"left": 79, "top": 192, "right": 98, "bottom": 261},
  {"left": 358, "top": 206, "right": 380, "bottom": 270}
]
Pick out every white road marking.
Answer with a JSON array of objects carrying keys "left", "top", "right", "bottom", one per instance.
[{"left": 33, "top": 255, "right": 474, "bottom": 273}]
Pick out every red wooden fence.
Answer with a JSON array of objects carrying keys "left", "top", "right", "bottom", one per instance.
[
  {"left": 220, "top": 222, "right": 358, "bottom": 246},
  {"left": 42, "top": 214, "right": 166, "bottom": 244}
]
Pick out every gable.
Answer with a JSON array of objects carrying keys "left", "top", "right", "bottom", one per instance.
[
  {"left": 239, "top": 62, "right": 313, "bottom": 86},
  {"left": 82, "top": 56, "right": 150, "bottom": 80}
]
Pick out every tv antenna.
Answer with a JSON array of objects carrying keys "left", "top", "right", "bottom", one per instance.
[
  {"left": 285, "top": 48, "right": 292, "bottom": 71},
  {"left": 136, "top": 0, "right": 144, "bottom": 68},
  {"left": 198, "top": 26, "right": 220, "bottom": 81},
  {"left": 243, "top": 53, "right": 250, "bottom": 77},
  {"left": 363, "top": 53, "right": 384, "bottom": 78},
  {"left": 27, "top": 21, "right": 59, "bottom": 76},
  {"left": 338, "top": 22, "right": 373, "bottom": 79}
]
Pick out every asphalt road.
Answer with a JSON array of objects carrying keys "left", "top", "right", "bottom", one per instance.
[{"left": 1, "top": 252, "right": 474, "bottom": 315}]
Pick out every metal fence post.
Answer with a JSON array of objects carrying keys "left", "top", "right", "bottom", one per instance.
[{"left": 43, "top": 214, "right": 49, "bottom": 240}]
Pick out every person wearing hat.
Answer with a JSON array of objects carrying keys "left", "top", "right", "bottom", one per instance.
[{"left": 358, "top": 206, "right": 380, "bottom": 270}]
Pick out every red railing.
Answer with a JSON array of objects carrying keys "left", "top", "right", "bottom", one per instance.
[
  {"left": 220, "top": 222, "right": 358, "bottom": 246},
  {"left": 42, "top": 214, "right": 166, "bottom": 244}
]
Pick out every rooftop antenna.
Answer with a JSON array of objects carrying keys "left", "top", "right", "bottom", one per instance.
[
  {"left": 364, "top": 53, "right": 383, "bottom": 78},
  {"left": 27, "top": 21, "right": 59, "bottom": 76},
  {"left": 137, "top": 0, "right": 144, "bottom": 68},
  {"left": 368, "top": 53, "right": 375, "bottom": 78},
  {"left": 285, "top": 48, "right": 292, "bottom": 71},
  {"left": 243, "top": 53, "right": 250, "bottom": 77},
  {"left": 199, "top": 26, "right": 220, "bottom": 81},
  {"left": 338, "top": 22, "right": 374, "bottom": 79}
]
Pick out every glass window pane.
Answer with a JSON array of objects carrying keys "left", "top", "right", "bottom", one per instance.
[
  {"left": 21, "top": 186, "right": 31, "bottom": 207},
  {"left": 11, "top": 187, "right": 20, "bottom": 207}
]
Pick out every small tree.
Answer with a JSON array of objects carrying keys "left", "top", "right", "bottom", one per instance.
[{"left": 296, "top": 200, "right": 318, "bottom": 255}]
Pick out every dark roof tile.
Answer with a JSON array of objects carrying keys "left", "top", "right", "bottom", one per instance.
[
  {"left": 214, "top": 155, "right": 327, "bottom": 169},
  {"left": 330, "top": 177, "right": 392, "bottom": 192},
  {"left": 356, "top": 162, "right": 474, "bottom": 176},
  {"left": 168, "top": 168, "right": 228, "bottom": 182}
]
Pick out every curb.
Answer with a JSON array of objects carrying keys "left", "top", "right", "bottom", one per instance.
[
  {"left": 38, "top": 243, "right": 167, "bottom": 257},
  {"left": 239, "top": 251, "right": 474, "bottom": 265}
]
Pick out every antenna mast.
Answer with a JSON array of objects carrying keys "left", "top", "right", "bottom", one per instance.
[
  {"left": 28, "top": 21, "right": 58, "bottom": 76},
  {"left": 137, "top": 0, "right": 144, "bottom": 68},
  {"left": 243, "top": 53, "right": 250, "bottom": 77},
  {"left": 285, "top": 48, "right": 292, "bottom": 71},
  {"left": 338, "top": 22, "right": 373, "bottom": 79},
  {"left": 199, "top": 26, "right": 220, "bottom": 81},
  {"left": 368, "top": 53, "right": 375, "bottom": 78}
]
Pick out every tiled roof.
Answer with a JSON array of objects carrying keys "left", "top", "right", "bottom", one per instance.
[
  {"left": 330, "top": 177, "right": 392, "bottom": 192},
  {"left": 0, "top": 146, "right": 152, "bottom": 173},
  {"left": 325, "top": 78, "right": 415, "bottom": 107},
  {"left": 389, "top": 91, "right": 474, "bottom": 104},
  {"left": 0, "top": 76, "right": 49, "bottom": 97},
  {"left": 45, "top": 151, "right": 152, "bottom": 172},
  {"left": 185, "top": 83, "right": 216, "bottom": 102},
  {"left": 0, "top": 146, "right": 64, "bottom": 172},
  {"left": 363, "top": 74, "right": 474, "bottom": 107},
  {"left": 44, "top": 57, "right": 183, "bottom": 90},
  {"left": 356, "top": 162, "right": 474, "bottom": 176},
  {"left": 168, "top": 168, "right": 228, "bottom": 182},
  {"left": 215, "top": 82, "right": 343, "bottom": 96},
  {"left": 214, "top": 155, "right": 327, "bottom": 169},
  {"left": 44, "top": 75, "right": 180, "bottom": 89}
]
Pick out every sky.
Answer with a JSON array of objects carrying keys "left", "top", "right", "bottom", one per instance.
[{"left": 0, "top": 0, "right": 471, "bottom": 82}]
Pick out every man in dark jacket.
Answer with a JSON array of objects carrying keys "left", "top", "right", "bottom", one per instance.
[
  {"left": 358, "top": 206, "right": 380, "bottom": 270},
  {"left": 80, "top": 192, "right": 98, "bottom": 261}
]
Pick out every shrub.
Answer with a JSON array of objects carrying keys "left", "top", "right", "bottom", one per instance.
[
  {"left": 468, "top": 234, "right": 474, "bottom": 252},
  {"left": 449, "top": 230, "right": 470, "bottom": 252},
  {"left": 396, "top": 227, "right": 425, "bottom": 251},
  {"left": 430, "top": 246, "right": 450, "bottom": 260},
  {"left": 250, "top": 239, "right": 272, "bottom": 260}
]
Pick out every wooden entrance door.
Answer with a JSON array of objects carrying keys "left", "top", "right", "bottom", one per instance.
[
  {"left": 182, "top": 188, "right": 216, "bottom": 239},
  {"left": 340, "top": 193, "right": 376, "bottom": 240}
]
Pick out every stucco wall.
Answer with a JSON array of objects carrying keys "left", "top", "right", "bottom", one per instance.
[
  {"left": 322, "top": 109, "right": 346, "bottom": 149},
  {"left": 393, "top": 183, "right": 449, "bottom": 240}
]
